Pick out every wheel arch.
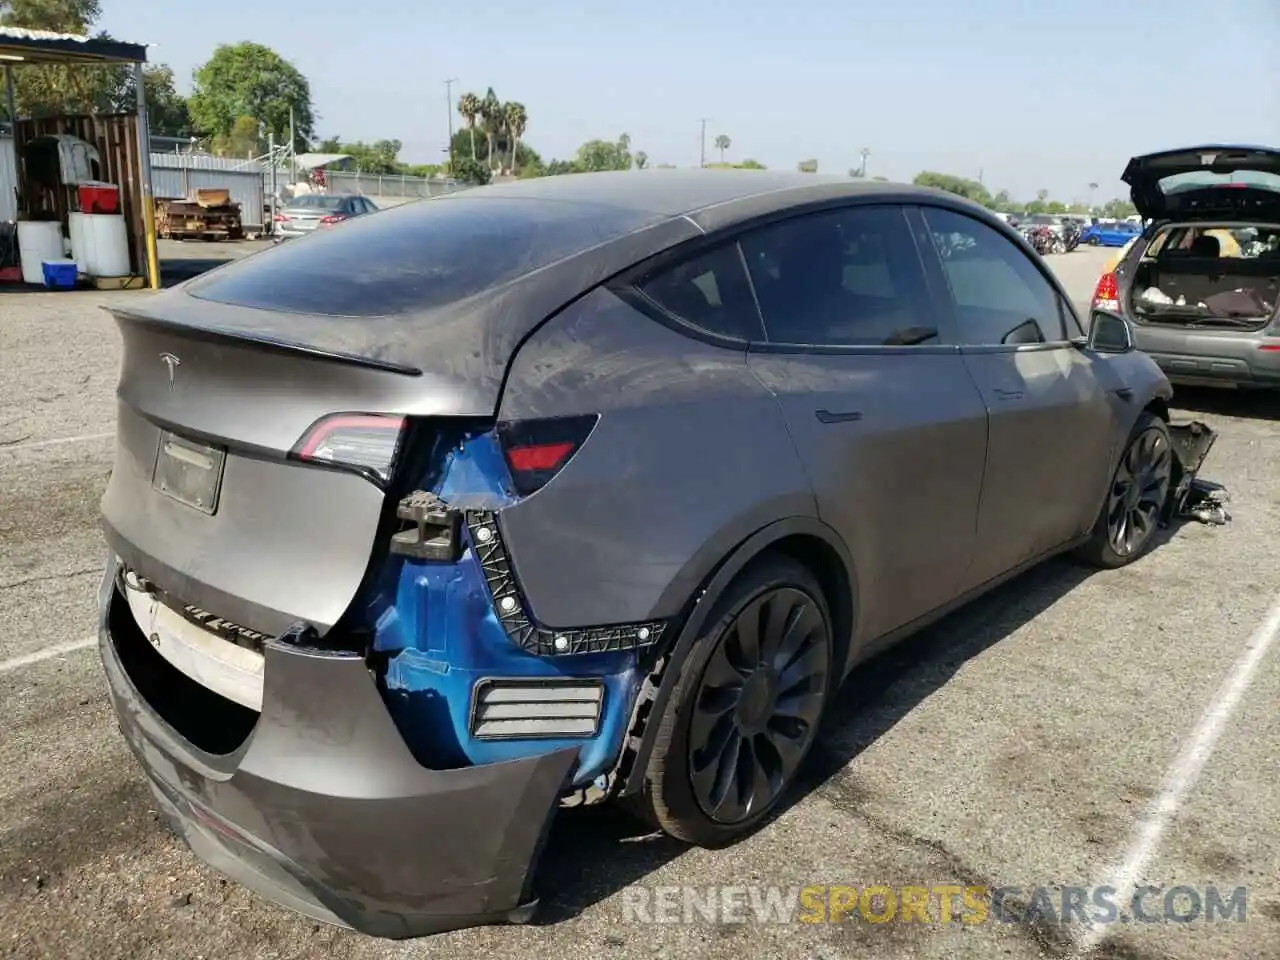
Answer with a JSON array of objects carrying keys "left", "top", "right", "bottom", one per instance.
[{"left": 618, "top": 515, "right": 858, "bottom": 797}]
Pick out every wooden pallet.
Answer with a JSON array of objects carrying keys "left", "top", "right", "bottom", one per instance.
[{"left": 156, "top": 198, "right": 244, "bottom": 242}]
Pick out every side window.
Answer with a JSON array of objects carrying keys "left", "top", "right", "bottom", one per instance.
[
  {"left": 738, "top": 205, "right": 937, "bottom": 347},
  {"left": 634, "top": 243, "right": 759, "bottom": 341},
  {"left": 922, "top": 207, "right": 1067, "bottom": 345}
]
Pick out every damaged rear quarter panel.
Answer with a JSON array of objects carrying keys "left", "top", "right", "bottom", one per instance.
[{"left": 495, "top": 286, "right": 817, "bottom": 629}]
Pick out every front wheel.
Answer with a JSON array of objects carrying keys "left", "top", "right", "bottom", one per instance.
[
  {"left": 1074, "top": 412, "right": 1173, "bottom": 569},
  {"left": 630, "top": 556, "right": 834, "bottom": 847}
]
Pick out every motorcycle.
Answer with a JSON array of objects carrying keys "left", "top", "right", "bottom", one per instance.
[
  {"left": 1023, "top": 225, "right": 1055, "bottom": 256},
  {"left": 1061, "top": 220, "right": 1082, "bottom": 252}
]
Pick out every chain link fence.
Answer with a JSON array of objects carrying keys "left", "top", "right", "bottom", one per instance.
[{"left": 321, "top": 170, "right": 471, "bottom": 201}]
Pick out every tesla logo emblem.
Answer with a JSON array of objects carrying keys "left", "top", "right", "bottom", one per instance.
[{"left": 160, "top": 352, "right": 181, "bottom": 390}]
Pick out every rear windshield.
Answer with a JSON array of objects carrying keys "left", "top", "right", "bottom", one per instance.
[
  {"left": 1159, "top": 170, "right": 1280, "bottom": 196},
  {"left": 188, "top": 195, "right": 657, "bottom": 317},
  {"left": 286, "top": 195, "right": 346, "bottom": 210}
]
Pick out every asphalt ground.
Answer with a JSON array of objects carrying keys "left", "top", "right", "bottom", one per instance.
[{"left": 2, "top": 244, "right": 1279, "bottom": 960}]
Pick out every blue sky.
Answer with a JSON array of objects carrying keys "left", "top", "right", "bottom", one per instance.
[{"left": 101, "top": 0, "right": 1278, "bottom": 203}]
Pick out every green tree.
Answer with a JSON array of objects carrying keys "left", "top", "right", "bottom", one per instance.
[
  {"left": 109, "top": 64, "right": 193, "bottom": 136},
  {"left": 1101, "top": 198, "right": 1138, "bottom": 219},
  {"left": 573, "top": 134, "right": 632, "bottom": 172},
  {"left": 478, "top": 87, "right": 502, "bottom": 170},
  {"left": 1, "top": 0, "right": 122, "bottom": 116},
  {"left": 452, "top": 156, "right": 490, "bottom": 186},
  {"left": 212, "top": 114, "right": 262, "bottom": 158},
  {"left": 449, "top": 126, "right": 540, "bottom": 175},
  {"left": 912, "top": 171, "right": 992, "bottom": 206},
  {"left": 713, "top": 134, "right": 730, "bottom": 163},
  {"left": 504, "top": 101, "right": 527, "bottom": 173},
  {"left": 189, "top": 42, "right": 313, "bottom": 148},
  {"left": 634, "top": 150, "right": 648, "bottom": 170},
  {"left": 309, "top": 138, "right": 403, "bottom": 174},
  {"left": 738, "top": 158, "right": 766, "bottom": 169},
  {"left": 456, "top": 91, "right": 481, "bottom": 161}
]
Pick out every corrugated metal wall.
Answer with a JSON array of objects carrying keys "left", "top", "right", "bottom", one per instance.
[
  {"left": 149, "top": 165, "right": 266, "bottom": 230},
  {"left": 1, "top": 136, "right": 19, "bottom": 222}
]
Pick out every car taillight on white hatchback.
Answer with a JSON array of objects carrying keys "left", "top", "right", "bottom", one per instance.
[
  {"left": 1092, "top": 271, "right": 1121, "bottom": 313},
  {"left": 291, "top": 413, "right": 406, "bottom": 483}
]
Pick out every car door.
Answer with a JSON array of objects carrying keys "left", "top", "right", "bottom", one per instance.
[
  {"left": 741, "top": 204, "right": 989, "bottom": 644},
  {"left": 915, "top": 205, "right": 1116, "bottom": 589}
]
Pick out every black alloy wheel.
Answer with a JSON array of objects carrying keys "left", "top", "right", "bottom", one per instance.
[
  {"left": 630, "top": 556, "right": 834, "bottom": 846},
  {"left": 1106, "top": 423, "right": 1173, "bottom": 558},
  {"left": 687, "top": 586, "right": 829, "bottom": 825}
]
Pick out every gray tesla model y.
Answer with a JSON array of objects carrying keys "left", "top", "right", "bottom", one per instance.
[{"left": 96, "top": 170, "right": 1219, "bottom": 938}]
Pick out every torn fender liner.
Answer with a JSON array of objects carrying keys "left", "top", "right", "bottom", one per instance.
[
  {"left": 1165, "top": 420, "right": 1231, "bottom": 526},
  {"left": 99, "top": 563, "right": 577, "bottom": 939}
]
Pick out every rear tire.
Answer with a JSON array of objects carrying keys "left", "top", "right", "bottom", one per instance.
[
  {"left": 629, "top": 555, "right": 833, "bottom": 847},
  {"left": 1074, "top": 412, "right": 1173, "bottom": 569}
]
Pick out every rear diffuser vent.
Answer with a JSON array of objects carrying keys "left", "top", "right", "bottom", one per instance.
[{"left": 470, "top": 678, "right": 604, "bottom": 740}]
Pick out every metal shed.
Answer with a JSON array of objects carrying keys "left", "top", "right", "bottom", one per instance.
[{"left": 1, "top": 25, "right": 160, "bottom": 288}]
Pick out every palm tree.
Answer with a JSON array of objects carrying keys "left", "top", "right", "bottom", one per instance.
[
  {"left": 479, "top": 88, "right": 502, "bottom": 171},
  {"left": 504, "top": 101, "right": 527, "bottom": 174},
  {"left": 457, "top": 92, "right": 481, "bottom": 161},
  {"left": 714, "top": 134, "right": 730, "bottom": 163}
]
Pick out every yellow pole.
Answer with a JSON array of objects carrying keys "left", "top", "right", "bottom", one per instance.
[{"left": 133, "top": 62, "right": 161, "bottom": 290}]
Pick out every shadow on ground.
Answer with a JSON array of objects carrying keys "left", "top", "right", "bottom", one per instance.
[
  {"left": 529, "top": 502, "right": 1214, "bottom": 928},
  {"left": 1172, "top": 386, "right": 1279, "bottom": 423}
]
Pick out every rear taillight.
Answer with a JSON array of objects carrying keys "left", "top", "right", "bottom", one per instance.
[
  {"left": 497, "top": 415, "right": 598, "bottom": 495},
  {"left": 1259, "top": 343, "right": 1280, "bottom": 352},
  {"left": 292, "top": 413, "right": 406, "bottom": 483},
  {"left": 319, "top": 214, "right": 345, "bottom": 225},
  {"left": 1092, "top": 271, "right": 1121, "bottom": 312},
  {"left": 273, "top": 213, "right": 287, "bottom": 222}
]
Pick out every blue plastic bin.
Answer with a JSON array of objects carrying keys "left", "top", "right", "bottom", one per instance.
[{"left": 41, "top": 259, "right": 79, "bottom": 290}]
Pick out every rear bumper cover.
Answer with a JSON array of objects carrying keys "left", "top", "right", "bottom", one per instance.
[
  {"left": 1131, "top": 325, "right": 1280, "bottom": 387},
  {"left": 97, "top": 558, "right": 577, "bottom": 939}
]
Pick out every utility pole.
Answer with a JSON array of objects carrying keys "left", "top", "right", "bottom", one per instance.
[
  {"left": 698, "top": 118, "right": 711, "bottom": 168},
  {"left": 444, "top": 77, "right": 458, "bottom": 172},
  {"left": 287, "top": 106, "right": 296, "bottom": 185}
]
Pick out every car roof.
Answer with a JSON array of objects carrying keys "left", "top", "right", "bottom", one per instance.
[{"left": 437, "top": 169, "right": 916, "bottom": 222}]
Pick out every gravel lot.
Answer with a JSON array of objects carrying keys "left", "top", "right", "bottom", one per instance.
[{"left": 2, "top": 245, "right": 1278, "bottom": 960}]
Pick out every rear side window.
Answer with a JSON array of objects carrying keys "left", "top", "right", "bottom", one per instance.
[
  {"left": 189, "top": 196, "right": 658, "bottom": 317},
  {"left": 634, "top": 243, "right": 759, "bottom": 341},
  {"left": 922, "top": 207, "right": 1067, "bottom": 345},
  {"left": 739, "top": 204, "right": 936, "bottom": 347}
]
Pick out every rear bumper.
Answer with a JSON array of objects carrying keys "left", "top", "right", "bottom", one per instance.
[
  {"left": 97, "top": 557, "right": 577, "bottom": 939},
  {"left": 1131, "top": 324, "right": 1280, "bottom": 388}
]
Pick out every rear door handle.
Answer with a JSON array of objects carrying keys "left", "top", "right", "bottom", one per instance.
[
  {"left": 1114, "top": 387, "right": 1134, "bottom": 401},
  {"left": 993, "top": 388, "right": 1024, "bottom": 401},
  {"left": 815, "top": 409, "right": 862, "bottom": 424}
]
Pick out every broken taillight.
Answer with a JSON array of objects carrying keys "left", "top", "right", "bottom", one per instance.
[
  {"left": 1092, "top": 271, "right": 1121, "bottom": 313},
  {"left": 497, "top": 414, "right": 599, "bottom": 496},
  {"left": 291, "top": 413, "right": 406, "bottom": 483}
]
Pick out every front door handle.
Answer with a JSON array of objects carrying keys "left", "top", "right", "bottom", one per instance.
[
  {"left": 993, "top": 388, "right": 1024, "bottom": 401},
  {"left": 1114, "top": 387, "right": 1134, "bottom": 401},
  {"left": 815, "top": 409, "right": 862, "bottom": 424}
]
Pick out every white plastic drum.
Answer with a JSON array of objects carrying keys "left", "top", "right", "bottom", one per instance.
[
  {"left": 79, "top": 213, "right": 130, "bottom": 277},
  {"left": 17, "top": 220, "right": 64, "bottom": 284},
  {"left": 68, "top": 212, "right": 90, "bottom": 274}
]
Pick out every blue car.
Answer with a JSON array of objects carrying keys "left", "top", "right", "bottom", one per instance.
[{"left": 1082, "top": 220, "right": 1141, "bottom": 246}]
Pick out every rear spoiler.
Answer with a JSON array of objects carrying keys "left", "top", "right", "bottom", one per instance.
[{"left": 104, "top": 306, "right": 424, "bottom": 377}]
